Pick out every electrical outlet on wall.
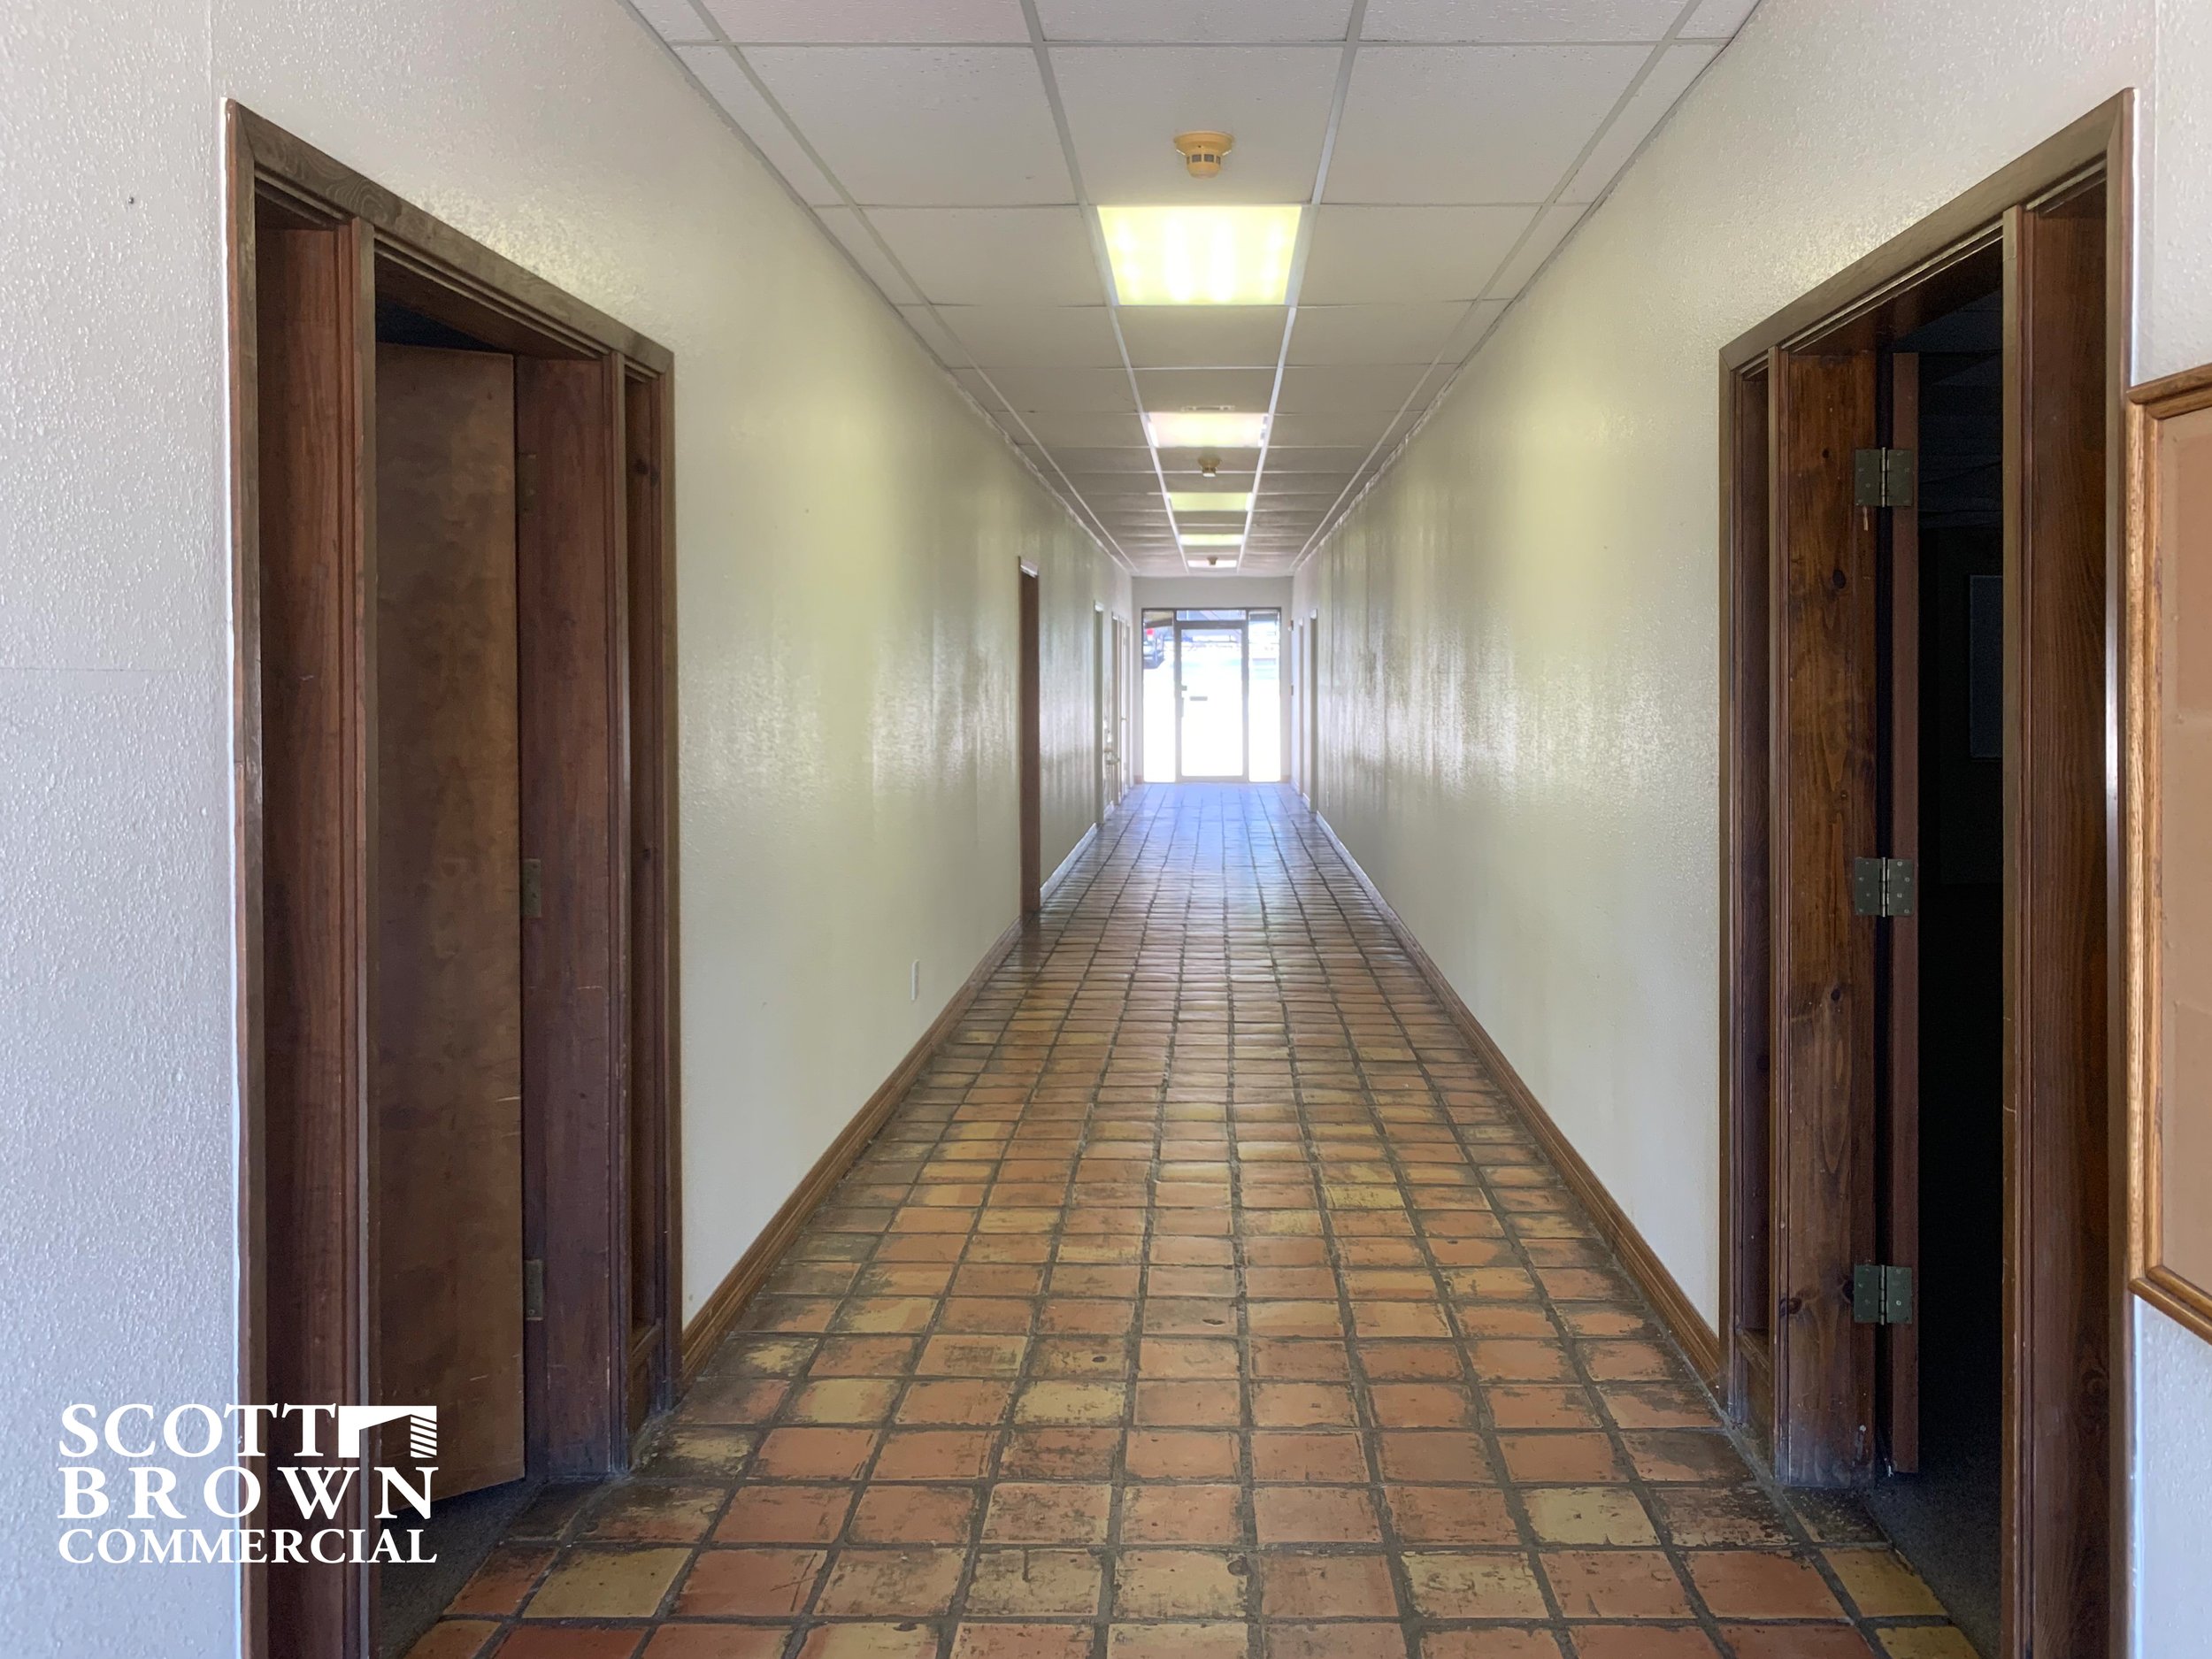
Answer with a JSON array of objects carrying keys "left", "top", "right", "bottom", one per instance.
[{"left": 910, "top": 960, "right": 920, "bottom": 1002}]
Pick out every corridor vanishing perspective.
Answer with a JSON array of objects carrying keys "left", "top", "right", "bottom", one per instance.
[{"left": 413, "top": 786, "right": 1970, "bottom": 1659}]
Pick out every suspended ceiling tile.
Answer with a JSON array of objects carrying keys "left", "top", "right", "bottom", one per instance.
[
  {"left": 815, "top": 207, "right": 922, "bottom": 303},
  {"left": 1264, "top": 445, "right": 1371, "bottom": 472},
  {"left": 1133, "top": 366, "right": 1279, "bottom": 410},
  {"left": 1559, "top": 41, "right": 1719, "bottom": 204},
  {"left": 674, "top": 45, "right": 842, "bottom": 204},
  {"left": 1064, "top": 472, "right": 1179, "bottom": 496},
  {"left": 1021, "top": 410, "right": 1151, "bottom": 447},
  {"left": 1681, "top": 0, "right": 1761, "bottom": 38},
  {"left": 632, "top": 0, "right": 713, "bottom": 42},
  {"left": 1268, "top": 411, "right": 1395, "bottom": 448},
  {"left": 1036, "top": 0, "right": 1355, "bottom": 42},
  {"left": 950, "top": 369, "right": 1011, "bottom": 408},
  {"left": 1118, "top": 305, "right": 1289, "bottom": 368},
  {"left": 1156, "top": 446, "right": 1263, "bottom": 472},
  {"left": 1286, "top": 302, "right": 1468, "bottom": 365},
  {"left": 1438, "top": 296, "right": 1510, "bottom": 357},
  {"left": 1363, "top": 0, "right": 1688, "bottom": 42},
  {"left": 746, "top": 47, "right": 1073, "bottom": 206},
  {"left": 1051, "top": 46, "right": 1340, "bottom": 206},
  {"left": 974, "top": 366, "right": 1139, "bottom": 411},
  {"left": 1275, "top": 363, "right": 1429, "bottom": 411},
  {"left": 1483, "top": 201, "right": 1586, "bottom": 297},
  {"left": 1327, "top": 44, "right": 1647, "bottom": 204},
  {"left": 896, "top": 304, "right": 972, "bottom": 365},
  {"left": 700, "top": 0, "right": 1032, "bottom": 42},
  {"left": 1050, "top": 446, "right": 1162, "bottom": 472},
  {"left": 1301, "top": 204, "right": 1536, "bottom": 303},
  {"left": 869, "top": 207, "right": 1104, "bottom": 305},
  {"left": 938, "top": 304, "right": 1123, "bottom": 367}
]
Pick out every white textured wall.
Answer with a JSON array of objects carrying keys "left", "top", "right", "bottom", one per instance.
[
  {"left": 1291, "top": 1, "right": 2210, "bottom": 1650},
  {"left": 0, "top": 1, "right": 1122, "bottom": 1651}
]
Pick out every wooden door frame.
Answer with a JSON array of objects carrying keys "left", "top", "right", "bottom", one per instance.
[
  {"left": 1018, "top": 564, "right": 1041, "bottom": 914},
  {"left": 1717, "top": 93, "right": 2131, "bottom": 1658},
  {"left": 226, "top": 105, "right": 679, "bottom": 1659},
  {"left": 1092, "top": 603, "right": 1107, "bottom": 826},
  {"left": 1306, "top": 610, "right": 1321, "bottom": 805}
]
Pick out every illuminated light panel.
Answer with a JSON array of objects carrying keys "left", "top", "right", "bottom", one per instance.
[
  {"left": 1101, "top": 204, "right": 1302, "bottom": 306},
  {"left": 1169, "top": 492, "right": 1254, "bottom": 513},
  {"left": 1179, "top": 534, "right": 1245, "bottom": 547},
  {"left": 1146, "top": 411, "right": 1268, "bottom": 449}
]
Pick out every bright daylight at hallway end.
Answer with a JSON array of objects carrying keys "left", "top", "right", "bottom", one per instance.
[{"left": 3, "top": 2, "right": 2209, "bottom": 1658}]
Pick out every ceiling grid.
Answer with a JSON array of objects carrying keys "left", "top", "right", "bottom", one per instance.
[{"left": 631, "top": 0, "right": 1762, "bottom": 575}]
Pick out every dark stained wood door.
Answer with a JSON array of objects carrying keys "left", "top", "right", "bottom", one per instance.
[
  {"left": 1768, "top": 344, "right": 1882, "bottom": 1486},
  {"left": 2000, "top": 187, "right": 2110, "bottom": 1659},
  {"left": 1883, "top": 351, "right": 1922, "bottom": 1474},
  {"left": 373, "top": 342, "right": 526, "bottom": 1498},
  {"left": 1019, "top": 567, "right": 1041, "bottom": 914}
]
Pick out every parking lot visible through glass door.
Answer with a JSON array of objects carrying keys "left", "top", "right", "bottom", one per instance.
[{"left": 1178, "top": 621, "right": 1246, "bottom": 780}]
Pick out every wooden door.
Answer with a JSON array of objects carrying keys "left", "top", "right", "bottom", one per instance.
[
  {"left": 1113, "top": 616, "right": 1129, "bottom": 804},
  {"left": 1019, "top": 568, "right": 1041, "bottom": 913},
  {"left": 1768, "top": 344, "right": 1882, "bottom": 1486},
  {"left": 1094, "top": 608, "right": 1107, "bottom": 824},
  {"left": 1307, "top": 616, "right": 1320, "bottom": 803},
  {"left": 1883, "top": 352, "right": 1922, "bottom": 1473},
  {"left": 373, "top": 343, "right": 526, "bottom": 1498},
  {"left": 2000, "top": 187, "right": 2110, "bottom": 1659}
]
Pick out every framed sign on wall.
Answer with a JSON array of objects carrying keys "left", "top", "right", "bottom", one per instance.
[{"left": 2127, "top": 362, "right": 2212, "bottom": 1343}]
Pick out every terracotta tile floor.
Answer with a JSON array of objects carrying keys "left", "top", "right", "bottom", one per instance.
[{"left": 413, "top": 784, "right": 1974, "bottom": 1659}]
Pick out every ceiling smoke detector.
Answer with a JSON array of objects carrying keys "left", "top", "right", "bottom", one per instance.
[{"left": 1174, "top": 131, "right": 1233, "bottom": 179}]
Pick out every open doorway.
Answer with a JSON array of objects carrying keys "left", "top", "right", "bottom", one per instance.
[
  {"left": 228, "top": 109, "right": 678, "bottom": 1659},
  {"left": 1857, "top": 288, "right": 2007, "bottom": 1644},
  {"left": 1718, "top": 99, "right": 2126, "bottom": 1659}
]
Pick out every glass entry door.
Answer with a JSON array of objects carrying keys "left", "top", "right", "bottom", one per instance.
[{"left": 1176, "top": 620, "right": 1248, "bottom": 780}]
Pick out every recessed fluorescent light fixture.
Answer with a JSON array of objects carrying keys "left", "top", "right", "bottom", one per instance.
[
  {"left": 1147, "top": 411, "right": 1268, "bottom": 449},
  {"left": 1179, "top": 534, "right": 1245, "bottom": 547},
  {"left": 1168, "top": 492, "right": 1254, "bottom": 513},
  {"left": 1100, "top": 205, "right": 1302, "bottom": 306}
]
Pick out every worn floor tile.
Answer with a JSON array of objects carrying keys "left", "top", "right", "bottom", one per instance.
[
  {"left": 522, "top": 1547, "right": 690, "bottom": 1620},
  {"left": 428, "top": 787, "right": 1976, "bottom": 1659}
]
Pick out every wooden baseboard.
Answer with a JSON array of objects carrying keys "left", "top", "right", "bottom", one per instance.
[
  {"left": 1042, "top": 822, "right": 1098, "bottom": 902},
  {"left": 1313, "top": 813, "right": 1724, "bottom": 1384},
  {"left": 679, "top": 914, "right": 1027, "bottom": 1380}
]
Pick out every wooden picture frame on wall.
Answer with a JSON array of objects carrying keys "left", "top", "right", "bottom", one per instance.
[{"left": 2126, "top": 363, "right": 2212, "bottom": 1344}]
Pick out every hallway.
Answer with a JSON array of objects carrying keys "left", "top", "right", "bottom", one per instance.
[{"left": 410, "top": 785, "right": 1968, "bottom": 1659}]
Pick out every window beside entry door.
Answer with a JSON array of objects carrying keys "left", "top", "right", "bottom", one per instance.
[
  {"left": 1141, "top": 611, "right": 1176, "bottom": 782},
  {"left": 1249, "top": 609, "right": 1282, "bottom": 783}
]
